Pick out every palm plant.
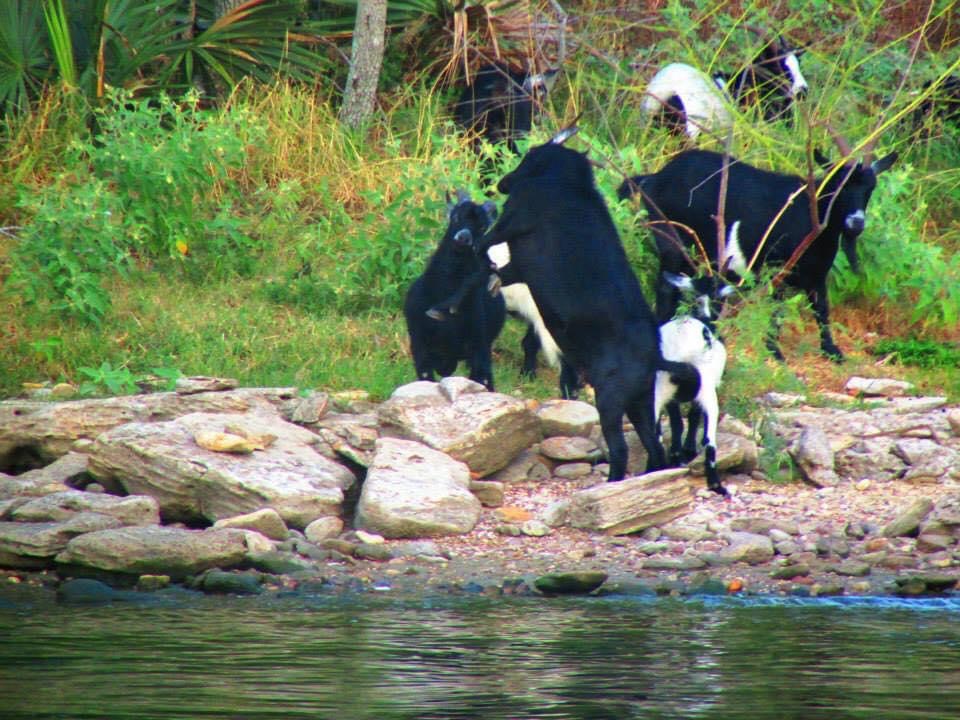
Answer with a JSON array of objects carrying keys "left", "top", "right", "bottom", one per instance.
[{"left": 0, "top": 0, "right": 332, "bottom": 118}]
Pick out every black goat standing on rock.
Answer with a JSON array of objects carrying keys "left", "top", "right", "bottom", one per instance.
[
  {"left": 618, "top": 136, "right": 898, "bottom": 361},
  {"left": 403, "top": 191, "right": 506, "bottom": 391},
  {"left": 438, "top": 128, "right": 724, "bottom": 491}
]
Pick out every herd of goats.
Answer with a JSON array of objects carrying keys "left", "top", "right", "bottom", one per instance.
[{"left": 400, "top": 34, "right": 959, "bottom": 497}]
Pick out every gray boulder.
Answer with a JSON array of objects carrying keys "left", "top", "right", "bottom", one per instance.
[
  {"left": 55, "top": 525, "right": 251, "bottom": 578},
  {"left": 378, "top": 381, "right": 540, "bottom": 477},
  {"left": 0, "top": 513, "right": 123, "bottom": 568},
  {"left": 355, "top": 438, "right": 481, "bottom": 538},
  {"left": 11, "top": 490, "right": 160, "bottom": 526},
  {"left": 87, "top": 411, "right": 355, "bottom": 529},
  {"left": 790, "top": 426, "right": 839, "bottom": 487}
]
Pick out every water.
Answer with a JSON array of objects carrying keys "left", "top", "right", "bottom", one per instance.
[{"left": 2, "top": 590, "right": 959, "bottom": 719}]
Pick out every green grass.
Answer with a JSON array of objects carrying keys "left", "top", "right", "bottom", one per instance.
[{"left": 1, "top": 0, "right": 959, "bottom": 422}]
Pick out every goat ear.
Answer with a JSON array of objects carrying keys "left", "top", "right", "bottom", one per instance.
[
  {"left": 813, "top": 148, "right": 832, "bottom": 168},
  {"left": 871, "top": 151, "right": 898, "bottom": 174},
  {"left": 445, "top": 190, "right": 456, "bottom": 216},
  {"left": 481, "top": 200, "right": 498, "bottom": 222},
  {"left": 663, "top": 271, "right": 694, "bottom": 290},
  {"left": 550, "top": 126, "right": 579, "bottom": 145}
]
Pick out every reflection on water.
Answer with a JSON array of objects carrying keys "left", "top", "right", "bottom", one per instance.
[{"left": 2, "top": 591, "right": 959, "bottom": 719}]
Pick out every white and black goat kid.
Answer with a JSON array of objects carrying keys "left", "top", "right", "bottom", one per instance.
[
  {"left": 642, "top": 30, "right": 807, "bottom": 137},
  {"left": 654, "top": 273, "right": 733, "bottom": 496}
]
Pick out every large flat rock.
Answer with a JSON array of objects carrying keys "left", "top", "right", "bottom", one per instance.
[
  {"left": 355, "top": 438, "right": 481, "bottom": 538},
  {"left": 87, "top": 411, "right": 355, "bottom": 529}
]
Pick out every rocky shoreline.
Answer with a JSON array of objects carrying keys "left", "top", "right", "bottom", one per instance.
[{"left": 1, "top": 376, "right": 959, "bottom": 604}]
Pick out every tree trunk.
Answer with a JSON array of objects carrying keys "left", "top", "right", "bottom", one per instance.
[{"left": 339, "top": 0, "right": 387, "bottom": 129}]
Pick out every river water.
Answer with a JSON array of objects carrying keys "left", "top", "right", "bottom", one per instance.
[{"left": 2, "top": 589, "right": 959, "bottom": 719}]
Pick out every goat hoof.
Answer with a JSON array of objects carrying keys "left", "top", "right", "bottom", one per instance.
[{"left": 709, "top": 482, "right": 729, "bottom": 497}]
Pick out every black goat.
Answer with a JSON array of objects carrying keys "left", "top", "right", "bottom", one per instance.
[
  {"left": 643, "top": 32, "right": 807, "bottom": 137},
  {"left": 913, "top": 74, "right": 960, "bottom": 132},
  {"left": 618, "top": 140, "right": 898, "bottom": 361},
  {"left": 404, "top": 191, "right": 506, "bottom": 391},
  {"left": 465, "top": 128, "right": 708, "bottom": 487},
  {"left": 453, "top": 62, "right": 558, "bottom": 153}
]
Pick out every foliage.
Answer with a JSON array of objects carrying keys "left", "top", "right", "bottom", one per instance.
[
  {"left": 871, "top": 337, "right": 960, "bottom": 369},
  {"left": 830, "top": 164, "right": 960, "bottom": 331},
  {"left": 1, "top": 0, "right": 959, "bottom": 410},
  {"left": 0, "top": 0, "right": 330, "bottom": 118},
  {"left": 8, "top": 88, "right": 260, "bottom": 323}
]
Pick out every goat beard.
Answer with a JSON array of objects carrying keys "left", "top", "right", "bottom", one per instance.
[{"left": 841, "top": 235, "right": 861, "bottom": 273}]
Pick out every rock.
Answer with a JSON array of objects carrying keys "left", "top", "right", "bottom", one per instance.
[
  {"left": 947, "top": 409, "right": 960, "bottom": 436},
  {"left": 88, "top": 411, "right": 355, "bottom": 529},
  {"left": 761, "top": 392, "right": 806, "bottom": 407},
  {"left": 56, "top": 578, "right": 137, "bottom": 604},
  {"left": 791, "top": 426, "right": 839, "bottom": 487},
  {"left": 916, "top": 533, "right": 955, "bottom": 552},
  {"left": 520, "top": 520, "right": 551, "bottom": 537},
  {"left": 642, "top": 556, "right": 707, "bottom": 570},
  {"left": 0, "top": 513, "right": 123, "bottom": 568},
  {"left": 0, "top": 388, "right": 298, "bottom": 465},
  {"left": 883, "top": 498, "right": 935, "bottom": 538},
  {"left": 845, "top": 376, "right": 914, "bottom": 397},
  {"left": 536, "top": 400, "right": 599, "bottom": 438},
  {"left": 895, "top": 574, "right": 958, "bottom": 595},
  {"left": 0, "top": 452, "right": 89, "bottom": 499},
  {"left": 175, "top": 376, "right": 239, "bottom": 394},
  {"left": 247, "top": 550, "right": 316, "bottom": 574},
  {"left": 564, "top": 468, "right": 692, "bottom": 535},
  {"left": 534, "top": 571, "right": 608, "bottom": 595},
  {"left": 469, "top": 479, "right": 504, "bottom": 507},
  {"left": 315, "top": 412, "right": 379, "bottom": 467},
  {"left": 55, "top": 526, "right": 251, "bottom": 579},
  {"left": 438, "top": 376, "right": 487, "bottom": 403},
  {"left": 197, "top": 569, "right": 263, "bottom": 595},
  {"left": 355, "top": 543, "right": 393, "bottom": 561},
  {"left": 213, "top": 508, "right": 289, "bottom": 541},
  {"left": 688, "top": 432, "right": 759, "bottom": 474},
  {"left": 488, "top": 449, "right": 550, "bottom": 484},
  {"left": 136, "top": 575, "right": 171, "bottom": 592},
  {"left": 378, "top": 383, "right": 540, "bottom": 477},
  {"left": 770, "top": 563, "right": 810, "bottom": 580},
  {"left": 831, "top": 560, "right": 871, "bottom": 577},
  {"left": 289, "top": 391, "right": 329, "bottom": 424},
  {"left": 719, "top": 532, "right": 775, "bottom": 565},
  {"left": 354, "top": 438, "right": 481, "bottom": 538},
  {"left": 554, "top": 462, "right": 593, "bottom": 480},
  {"left": 539, "top": 436, "right": 602, "bottom": 462},
  {"left": 893, "top": 438, "right": 943, "bottom": 465},
  {"left": 304, "top": 516, "right": 344, "bottom": 543},
  {"left": 11, "top": 490, "right": 160, "bottom": 526},
  {"left": 730, "top": 517, "right": 799, "bottom": 536}
]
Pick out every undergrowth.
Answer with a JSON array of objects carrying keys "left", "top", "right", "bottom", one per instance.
[{"left": 0, "top": 0, "right": 958, "bottom": 416}]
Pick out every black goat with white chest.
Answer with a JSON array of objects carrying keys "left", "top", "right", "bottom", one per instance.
[
  {"left": 404, "top": 192, "right": 506, "bottom": 391},
  {"left": 618, "top": 141, "right": 897, "bottom": 361},
  {"left": 466, "top": 129, "right": 713, "bottom": 487}
]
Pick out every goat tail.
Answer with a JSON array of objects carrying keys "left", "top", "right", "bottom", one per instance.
[
  {"left": 501, "top": 284, "right": 562, "bottom": 368},
  {"left": 656, "top": 358, "right": 701, "bottom": 400}
]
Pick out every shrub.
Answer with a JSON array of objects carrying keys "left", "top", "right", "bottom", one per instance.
[{"left": 9, "top": 89, "right": 260, "bottom": 323}]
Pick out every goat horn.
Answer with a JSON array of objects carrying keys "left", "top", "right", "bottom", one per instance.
[
  {"left": 743, "top": 24, "right": 772, "bottom": 41},
  {"left": 825, "top": 124, "right": 854, "bottom": 159},
  {"left": 861, "top": 135, "right": 879, "bottom": 167},
  {"left": 456, "top": 188, "right": 471, "bottom": 204}
]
